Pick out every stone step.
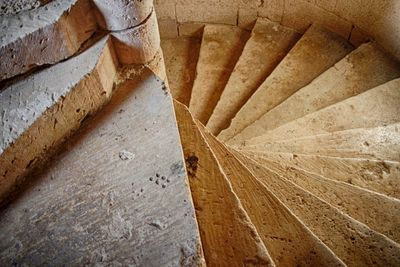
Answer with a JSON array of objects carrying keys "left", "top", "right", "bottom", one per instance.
[
  {"left": 231, "top": 43, "right": 400, "bottom": 143},
  {"left": 245, "top": 151, "right": 400, "bottom": 199},
  {"left": 0, "top": 0, "right": 97, "bottom": 81},
  {"left": 242, "top": 123, "right": 400, "bottom": 162},
  {"left": 200, "top": 127, "right": 345, "bottom": 267},
  {"left": 236, "top": 152, "right": 400, "bottom": 266},
  {"left": 188, "top": 24, "right": 250, "bottom": 124},
  {"left": 248, "top": 155, "right": 400, "bottom": 243},
  {"left": 240, "top": 78, "right": 400, "bottom": 145},
  {"left": 161, "top": 37, "right": 201, "bottom": 106},
  {"left": 0, "top": 36, "right": 118, "bottom": 204},
  {"left": 174, "top": 100, "right": 274, "bottom": 266},
  {"left": 206, "top": 18, "right": 300, "bottom": 135},
  {"left": 0, "top": 69, "right": 204, "bottom": 266},
  {"left": 219, "top": 24, "right": 353, "bottom": 141}
]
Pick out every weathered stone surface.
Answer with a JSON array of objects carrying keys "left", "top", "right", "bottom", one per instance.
[
  {"left": 174, "top": 101, "right": 273, "bottom": 266},
  {"left": 189, "top": 24, "right": 250, "bottom": 124},
  {"left": 219, "top": 24, "right": 353, "bottom": 141},
  {"left": 241, "top": 78, "right": 400, "bottom": 144},
  {"left": 201, "top": 127, "right": 344, "bottom": 267},
  {"left": 206, "top": 18, "right": 300, "bottom": 135},
  {"left": 0, "top": 0, "right": 45, "bottom": 15},
  {"left": 237, "top": 152, "right": 400, "bottom": 266},
  {"left": 0, "top": 0, "right": 97, "bottom": 81},
  {"left": 0, "top": 37, "right": 118, "bottom": 204},
  {"left": 249, "top": 155, "right": 400, "bottom": 243},
  {"left": 161, "top": 37, "right": 201, "bottom": 106},
  {"left": 0, "top": 69, "right": 205, "bottom": 266},
  {"left": 232, "top": 42, "right": 400, "bottom": 143}
]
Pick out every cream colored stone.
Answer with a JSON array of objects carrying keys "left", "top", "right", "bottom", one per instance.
[
  {"left": 257, "top": 0, "right": 285, "bottom": 23},
  {"left": 178, "top": 22, "right": 205, "bottom": 38},
  {"left": 189, "top": 24, "right": 250, "bottom": 124},
  {"left": 158, "top": 19, "right": 179, "bottom": 38},
  {"left": 219, "top": 24, "right": 353, "bottom": 141},
  {"left": 207, "top": 18, "right": 300, "bottom": 135}
]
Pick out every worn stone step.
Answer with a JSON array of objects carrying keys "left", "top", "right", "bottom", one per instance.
[
  {"left": 0, "top": 36, "right": 118, "bottom": 204},
  {"left": 161, "top": 37, "right": 201, "bottom": 106},
  {"left": 245, "top": 151, "right": 400, "bottom": 199},
  {"left": 0, "top": 0, "right": 97, "bottom": 81},
  {"left": 0, "top": 69, "right": 205, "bottom": 266},
  {"left": 174, "top": 101, "right": 274, "bottom": 266},
  {"left": 206, "top": 18, "right": 300, "bottom": 135},
  {"left": 218, "top": 24, "right": 353, "bottom": 141},
  {"left": 242, "top": 123, "right": 400, "bottom": 162},
  {"left": 189, "top": 24, "right": 250, "bottom": 124},
  {"left": 240, "top": 78, "right": 400, "bottom": 145},
  {"left": 200, "top": 127, "right": 344, "bottom": 267},
  {"left": 248, "top": 154, "right": 400, "bottom": 243},
  {"left": 231, "top": 42, "right": 400, "bottom": 143},
  {"left": 236, "top": 152, "right": 400, "bottom": 266}
]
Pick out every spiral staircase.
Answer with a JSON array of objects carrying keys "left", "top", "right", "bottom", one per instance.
[{"left": 1, "top": 1, "right": 400, "bottom": 266}]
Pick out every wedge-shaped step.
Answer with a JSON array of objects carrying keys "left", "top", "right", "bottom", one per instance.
[
  {"left": 161, "top": 37, "right": 201, "bottom": 106},
  {"left": 200, "top": 127, "right": 344, "bottom": 267},
  {"left": 174, "top": 101, "right": 273, "bottom": 266},
  {"left": 219, "top": 24, "right": 353, "bottom": 141},
  {"left": 241, "top": 78, "right": 400, "bottom": 145},
  {"left": 250, "top": 155, "right": 400, "bottom": 243},
  {"left": 0, "top": 0, "right": 97, "bottom": 80},
  {"left": 206, "top": 18, "right": 300, "bottom": 135},
  {"left": 236, "top": 152, "right": 400, "bottom": 266},
  {"left": 0, "top": 36, "right": 117, "bottom": 204},
  {"left": 244, "top": 123, "right": 400, "bottom": 162},
  {"left": 232, "top": 43, "right": 400, "bottom": 143},
  {"left": 0, "top": 70, "right": 205, "bottom": 266},
  {"left": 246, "top": 151, "right": 400, "bottom": 199},
  {"left": 189, "top": 24, "right": 250, "bottom": 124}
]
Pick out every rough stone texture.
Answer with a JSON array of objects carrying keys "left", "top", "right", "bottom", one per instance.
[
  {"left": 246, "top": 151, "right": 400, "bottom": 199},
  {"left": 0, "top": 69, "right": 205, "bottom": 266},
  {"left": 238, "top": 153, "right": 400, "bottom": 266},
  {"left": 0, "top": 0, "right": 46, "bottom": 15},
  {"left": 189, "top": 24, "right": 250, "bottom": 124},
  {"left": 206, "top": 18, "right": 300, "bottom": 135},
  {"left": 174, "top": 101, "right": 273, "bottom": 267},
  {"left": 242, "top": 78, "right": 400, "bottom": 144},
  {"left": 243, "top": 123, "right": 400, "bottom": 162},
  {"left": 161, "top": 37, "right": 201, "bottom": 106},
  {"left": 0, "top": 0, "right": 97, "bottom": 81},
  {"left": 111, "top": 10, "right": 160, "bottom": 65},
  {"left": 201, "top": 127, "right": 345, "bottom": 267},
  {"left": 232, "top": 42, "right": 400, "bottom": 143},
  {"left": 92, "top": 0, "right": 153, "bottom": 31},
  {"left": 0, "top": 37, "right": 117, "bottom": 204},
  {"left": 249, "top": 155, "right": 400, "bottom": 243},
  {"left": 219, "top": 25, "right": 353, "bottom": 142}
]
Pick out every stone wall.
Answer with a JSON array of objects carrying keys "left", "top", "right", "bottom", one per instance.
[{"left": 154, "top": 0, "right": 400, "bottom": 60}]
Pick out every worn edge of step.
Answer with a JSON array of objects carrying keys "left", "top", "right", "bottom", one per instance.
[
  {"left": 235, "top": 151, "right": 400, "bottom": 266},
  {"left": 206, "top": 18, "right": 301, "bottom": 135},
  {"left": 248, "top": 153, "right": 400, "bottom": 243},
  {"left": 0, "top": 0, "right": 97, "bottom": 81},
  {"left": 199, "top": 125, "right": 345, "bottom": 267},
  {"left": 231, "top": 42, "right": 400, "bottom": 144},
  {"left": 0, "top": 36, "right": 118, "bottom": 204},
  {"left": 218, "top": 23, "right": 353, "bottom": 142},
  {"left": 188, "top": 24, "right": 250, "bottom": 124},
  {"left": 174, "top": 100, "right": 274, "bottom": 266}
]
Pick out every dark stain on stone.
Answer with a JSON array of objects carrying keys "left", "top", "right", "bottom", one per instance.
[
  {"left": 170, "top": 161, "right": 185, "bottom": 175},
  {"left": 185, "top": 154, "right": 199, "bottom": 178}
]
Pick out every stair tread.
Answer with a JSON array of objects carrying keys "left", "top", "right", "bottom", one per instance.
[
  {"left": 236, "top": 152, "right": 400, "bottom": 266},
  {"left": 161, "top": 37, "right": 201, "bottom": 106},
  {"left": 0, "top": 70, "right": 204, "bottom": 266},
  {"left": 174, "top": 100, "right": 273, "bottom": 266},
  {"left": 231, "top": 42, "right": 400, "bottom": 143},
  {"left": 206, "top": 18, "right": 300, "bottom": 135},
  {"left": 201, "top": 127, "right": 345, "bottom": 267},
  {"left": 219, "top": 24, "right": 353, "bottom": 141},
  {"left": 189, "top": 24, "right": 250, "bottom": 124},
  {"left": 248, "top": 154, "right": 400, "bottom": 243}
]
